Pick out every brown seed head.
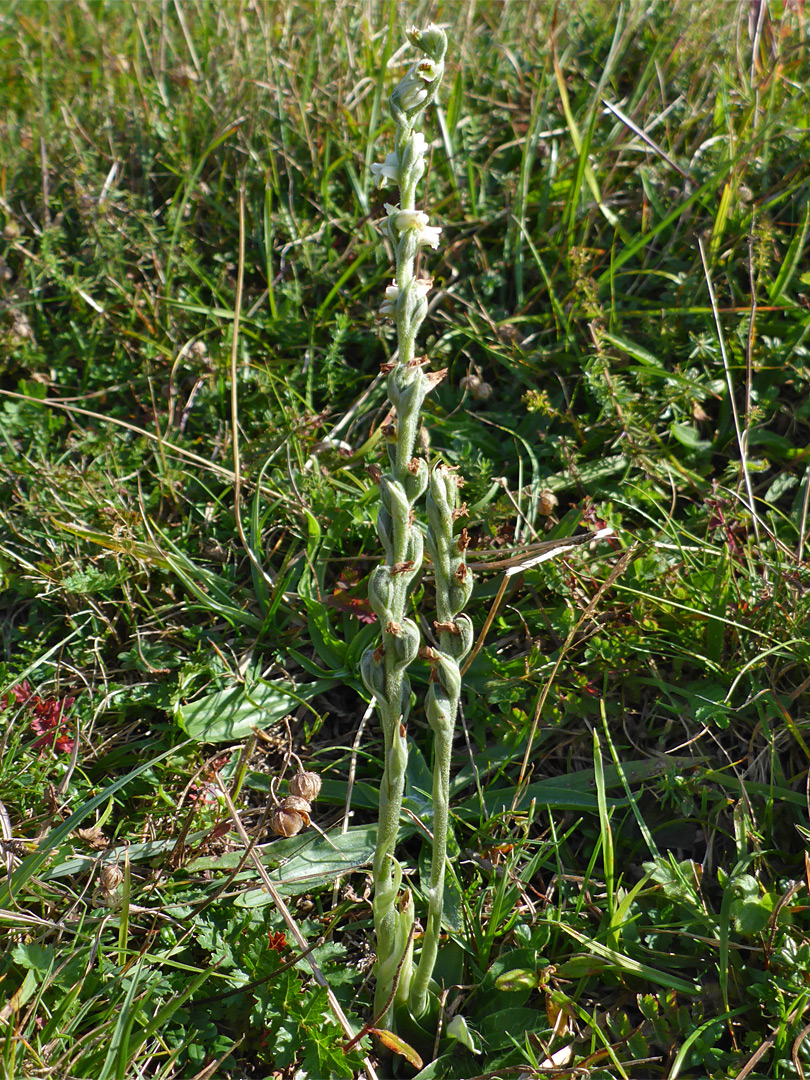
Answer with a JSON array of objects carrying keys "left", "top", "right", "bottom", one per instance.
[
  {"left": 289, "top": 771, "right": 322, "bottom": 802},
  {"left": 280, "top": 795, "right": 312, "bottom": 816},
  {"left": 269, "top": 807, "right": 306, "bottom": 837},
  {"left": 270, "top": 795, "right": 312, "bottom": 836}
]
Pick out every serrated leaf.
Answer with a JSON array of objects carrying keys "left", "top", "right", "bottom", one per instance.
[{"left": 11, "top": 943, "right": 55, "bottom": 975}]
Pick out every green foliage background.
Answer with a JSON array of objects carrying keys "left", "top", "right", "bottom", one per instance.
[{"left": 2, "top": 1, "right": 810, "bottom": 1077}]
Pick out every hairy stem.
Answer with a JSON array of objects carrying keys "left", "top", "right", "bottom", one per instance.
[
  {"left": 361, "top": 22, "right": 447, "bottom": 1027},
  {"left": 409, "top": 465, "right": 473, "bottom": 1017}
]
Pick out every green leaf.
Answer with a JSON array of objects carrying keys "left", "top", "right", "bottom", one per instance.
[
  {"left": 11, "top": 943, "right": 56, "bottom": 975},
  {"left": 176, "top": 677, "right": 337, "bottom": 742},
  {"left": 0, "top": 742, "right": 189, "bottom": 909},
  {"left": 477, "top": 1006, "right": 541, "bottom": 1050},
  {"left": 459, "top": 777, "right": 616, "bottom": 817},
  {"left": 769, "top": 199, "right": 810, "bottom": 303},
  {"left": 670, "top": 422, "right": 711, "bottom": 452},
  {"left": 298, "top": 565, "right": 347, "bottom": 670},
  {"left": 226, "top": 825, "right": 377, "bottom": 903},
  {"left": 494, "top": 968, "right": 539, "bottom": 992},
  {"left": 601, "top": 330, "right": 664, "bottom": 368}
]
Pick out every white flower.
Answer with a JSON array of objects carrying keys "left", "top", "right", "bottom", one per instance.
[
  {"left": 419, "top": 222, "right": 442, "bottom": 249},
  {"left": 379, "top": 277, "right": 432, "bottom": 318},
  {"left": 371, "top": 150, "right": 400, "bottom": 189},
  {"left": 407, "top": 23, "right": 446, "bottom": 57},
  {"left": 384, "top": 203, "right": 442, "bottom": 249},
  {"left": 370, "top": 133, "right": 428, "bottom": 189},
  {"left": 396, "top": 61, "right": 438, "bottom": 110},
  {"left": 398, "top": 79, "right": 428, "bottom": 110},
  {"left": 410, "top": 131, "right": 428, "bottom": 159},
  {"left": 416, "top": 59, "right": 440, "bottom": 82}
]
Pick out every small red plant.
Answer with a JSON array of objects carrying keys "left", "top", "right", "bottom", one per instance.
[
  {"left": 267, "top": 930, "right": 288, "bottom": 952},
  {"left": 328, "top": 571, "right": 377, "bottom": 624},
  {"left": 2, "top": 681, "right": 76, "bottom": 754}
]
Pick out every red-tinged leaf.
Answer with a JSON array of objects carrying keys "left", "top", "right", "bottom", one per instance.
[{"left": 367, "top": 1028, "right": 423, "bottom": 1069}]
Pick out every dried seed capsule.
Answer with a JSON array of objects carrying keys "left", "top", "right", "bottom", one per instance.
[
  {"left": 269, "top": 795, "right": 312, "bottom": 838},
  {"left": 459, "top": 374, "right": 493, "bottom": 402},
  {"left": 269, "top": 808, "right": 304, "bottom": 837},
  {"left": 289, "top": 771, "right": 322, "bottom": 802},
  {"left": 279, "top": 795, "right": 312, "bottom": 819},
  {"left": 537, "top": 489, "right": 559, "bottom": 516}
]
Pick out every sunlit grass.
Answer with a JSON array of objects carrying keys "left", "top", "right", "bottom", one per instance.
[{"left": 2, "top": 0, "right": 810, "bottom": 1077}]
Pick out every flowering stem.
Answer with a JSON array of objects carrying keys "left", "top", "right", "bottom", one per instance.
[
  {"left": 409, "top": 465, "right": 473, "bottom": 1018},
  {"left": 362, "top": 22, "right": 447, "bottom": 1027}
]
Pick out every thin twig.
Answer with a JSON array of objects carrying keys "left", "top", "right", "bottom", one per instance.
[
  {"left": 213, "top": 774, "right": 379, "bottom": 1080},
  {"left": 699, "top": 239, "right": 765, "bottom": 548},
  {"left": 231, "top": 188, "right": 278, "bottom": 594}
]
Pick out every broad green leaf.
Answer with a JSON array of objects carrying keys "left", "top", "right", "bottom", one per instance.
[
  {"left": 477, "top": 1006, "right": 541, "bottom": 1050},
  {"left": 670, "top": 422, "right": 711, "bottom": 452},
  {"left": 459, "top": 779, "right": 612, "bottom": 817},
  {"left": 176, "top": 677, "right": 337, "bottom": 742},
  {"left": 227, "top": 825, "right": 377, "bottom": 904}
]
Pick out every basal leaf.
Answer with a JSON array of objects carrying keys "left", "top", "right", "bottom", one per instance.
[{"left": 176, "top": 677, "right": 337, "bottom": 742}]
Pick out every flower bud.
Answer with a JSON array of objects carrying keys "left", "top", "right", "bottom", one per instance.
[
  {"left": 406, "top": 23, "right": 448, "bottom": 63},
  {"left": 289, "top": 770, "right": 322, "bottom": 802}
]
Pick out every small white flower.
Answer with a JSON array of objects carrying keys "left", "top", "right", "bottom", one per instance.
[
  {"left": 370, "top": 133, "right": 428, "bottom": 189},
  {"left": 385, "top": 203, "right": 428, "bottom": 229},
  {"left": 410, "top": 131, "right": 428, "bottom": 158},
  {"left": 379, "top": 277, "right": 432, "bottom": 318},
  {"left": 384, "top": 203, "right": 442, "bottom": 249},
  {"left": 379, "top": 283, "right": 399, "bottom": 318},
  {"left": 371, "top": 150, "right": 400, "bottom": 188},
  {"left": 419, "top": 223, "right": 442, "bottom": 249},
  {"left": 407, "top": 23, "right": 446, "bottom": 57},
  {"left": 416, "top": 59, "right": 440, "bottom": 82},
  {"left": 398, "top": 79, "right": 428, "bottom": 110},
  {"left": 396, "top": 61, "right": 439, "bottom": 110}
]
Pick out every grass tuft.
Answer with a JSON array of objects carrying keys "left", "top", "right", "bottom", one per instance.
[{"left": 2, "top": 1, "right": 810, "bottom": 1076}]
